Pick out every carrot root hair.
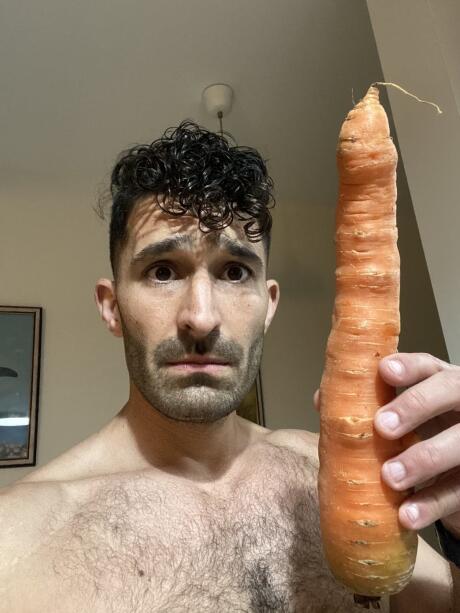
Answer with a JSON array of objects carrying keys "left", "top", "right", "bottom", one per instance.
[{"left": 371, "top": 81, "right": 442, "bottom": 114}]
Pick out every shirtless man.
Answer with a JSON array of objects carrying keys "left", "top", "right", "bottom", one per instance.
[{"left": 1, "top": 121, "right": 460, "bottom": 612}]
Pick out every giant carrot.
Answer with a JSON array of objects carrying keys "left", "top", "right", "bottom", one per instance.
[{"left": 318, "top": 85, "right": 417, "bottom": 603}]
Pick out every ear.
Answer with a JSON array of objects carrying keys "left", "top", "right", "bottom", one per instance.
[
  {"left": 94, "top": 278, "right": 123, "bottom": 338},
  {"left": 264, "top": 279, "right": 280, "bottom": 334}
]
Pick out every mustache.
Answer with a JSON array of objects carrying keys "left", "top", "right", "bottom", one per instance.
[{"left": 154, "top": 336, "right": 243, "bottom": 366}]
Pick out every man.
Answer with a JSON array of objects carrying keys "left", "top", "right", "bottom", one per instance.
[{"left": 1, "top": 121, "right": 459, "bottom": 612}]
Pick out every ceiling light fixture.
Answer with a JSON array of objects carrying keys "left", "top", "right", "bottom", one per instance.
[{"left": 201, "top": 83, "right": 233, "bottom": 136}]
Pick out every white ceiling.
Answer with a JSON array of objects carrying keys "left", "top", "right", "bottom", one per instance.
[
  {"left": 0, "top": 0, "right": 388, "bottom": 295},
  {"left": 0, "top": 0, "right": 383, "bottom": 199}
]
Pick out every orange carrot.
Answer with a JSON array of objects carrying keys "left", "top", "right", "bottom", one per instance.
[{"left": 318, "top": 85, "right": 417, "bottom": 601}]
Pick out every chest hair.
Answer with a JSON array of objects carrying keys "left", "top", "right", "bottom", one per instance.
[{"left": 39, "top": 443, "right": 385, "bottom": 612}]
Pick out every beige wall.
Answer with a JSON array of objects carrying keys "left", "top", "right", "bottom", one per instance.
[
  {"left": 367, "top": 0, "right": 460, "bottom": 364},
  {"left": 1, "top": 185, "right": 128, "bottom": 487}
]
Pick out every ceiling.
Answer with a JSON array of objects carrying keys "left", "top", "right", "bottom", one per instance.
[
  {"left": 0, "top": 0, "right": 383, "bottom": 193},
  {"left": 0, "top": 0, "right": 387, "bottom": 289}
]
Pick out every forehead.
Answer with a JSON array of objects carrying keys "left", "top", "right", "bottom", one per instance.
[{"left": 124, "top": 196, "right": 265, "bottom": 259}]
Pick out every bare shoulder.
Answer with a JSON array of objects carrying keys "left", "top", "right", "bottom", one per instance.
[
  {"left": 0, "top": 432, "right": 108, "bottom": 575},
  {"left": 0, "top": 479, "right": 68, "bottom": 574},
  {"left": 265, "top": 428, "right": 319, "bottom": 463},
  {"left": 0, "top": 478, "right": 64, "bottom": 516},
  {"left": 15, "top": 430, "right": 112, "bottom": 485}
]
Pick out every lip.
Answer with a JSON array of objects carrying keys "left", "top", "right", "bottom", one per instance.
[
  {"left": 167, "top": 356, "right": 230, "bottom": 365},
  {"left": 166, "top": 356, "right": 231, "bottom": 373}
]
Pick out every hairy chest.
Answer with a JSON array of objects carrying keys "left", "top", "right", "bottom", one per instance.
[{"left": 20, "top": 448, "right": 388, "bottom": 612}]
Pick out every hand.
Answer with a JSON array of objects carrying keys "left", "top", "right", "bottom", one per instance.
[
  {"left": 314, "top": 353, "right": 460, "bottom": 536},
  {"left": 373, "top": 353, "right": 460, "bottom": 536}
]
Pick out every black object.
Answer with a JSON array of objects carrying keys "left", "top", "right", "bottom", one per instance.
[
  {"left": 0, "top": 366, "right": 18, "bottom": 377},
  {"left": 353, "top": 594, "right": 381, "bottom": 609},
  {"left": 435, "top": 519, "right": 460, "bottom": 568}
]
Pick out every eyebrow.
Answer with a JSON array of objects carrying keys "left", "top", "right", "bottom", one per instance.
[
  {"left": 213, "top": 234, "right": 264, "bottom": 270},
  {"left": 131, "top": 233, "right": 264, "bottom": 271},
  {"left": 132, "top": 235, "right": 193, "bottom": 264}
]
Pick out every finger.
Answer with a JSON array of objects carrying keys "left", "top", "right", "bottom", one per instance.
[
  {"left": 378, "top": 352, "right": 453, "bottom": 388},
  {"left": 313, "top": 389, "right": 320, "bottom": 412},
  {"left": 374, "top": 367, "right": 460, "bottom": 439},
  {"left": 381, "top": 423, "right": 460, "bottom": 491},
  {"left": 397, "top": 469, "right": 460, "bottom": 531}
]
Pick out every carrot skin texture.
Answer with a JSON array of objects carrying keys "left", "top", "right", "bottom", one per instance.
[{"left": 318, "top": 86, "right": 417, "bottom": 597}]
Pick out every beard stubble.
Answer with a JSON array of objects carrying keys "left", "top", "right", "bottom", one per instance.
[{"left": 121, "top": 321, "right": 264, "bottom": 424}]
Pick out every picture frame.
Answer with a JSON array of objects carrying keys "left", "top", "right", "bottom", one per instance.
[
  {"left": 0, "top": 306, "right": 42, "bottom": 467},
  {"left": 236, "top": 370, "right": 266, "bottom": 426}
]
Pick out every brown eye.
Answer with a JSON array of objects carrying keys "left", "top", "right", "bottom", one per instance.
[
  {"left": 156, "top": 266, "right": 172, "bottom": 281},
  {"left": 224, "top": 264, "right": 250, "bottom": 282},
  {"left": 147, "top": 265, "right": 176, "bottom": 282}
]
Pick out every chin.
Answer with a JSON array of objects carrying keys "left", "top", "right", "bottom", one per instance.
[{"left": 151, "top": 388, "right": 242, "bottom": 424}]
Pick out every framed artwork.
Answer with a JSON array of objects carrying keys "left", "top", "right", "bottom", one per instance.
[
  {"left": 236, "top": 370, "right": 266, "bottom": 426},
  {"left": 0, "top": 306, "right": 42, "bottom": 467}
]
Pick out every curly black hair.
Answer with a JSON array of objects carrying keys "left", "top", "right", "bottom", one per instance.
[{"left": 98, "top": 120, "right": 275, "bottom": 276}]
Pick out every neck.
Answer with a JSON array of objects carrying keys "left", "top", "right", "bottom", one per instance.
[{"left": 110, "top": 385, "right": 255, "bottom": 482}]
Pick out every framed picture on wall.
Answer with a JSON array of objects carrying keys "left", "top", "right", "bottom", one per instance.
[
  {"left": 236, "top": 370, "right": 266, "bottom": 426},
  {"left": 0, "top": 306, "right": 42, "bottom": 468}
]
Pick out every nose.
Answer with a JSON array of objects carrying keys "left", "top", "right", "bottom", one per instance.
[{"left": 176, "top": 270, "right": 221, "bottom": 339}]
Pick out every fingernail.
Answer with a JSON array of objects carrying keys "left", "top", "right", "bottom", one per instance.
[
  {"left": 387, "top": 359, "right": 404, "bottom": 375},
  {"left": 376, "top": 411, "right": 400, "bottom": 431},
  {"left": 384, "top": 460, "right": 406, "bottom": 482},
  {"left": 404, "top": 504, "right": 419, "bottom": 524}
]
